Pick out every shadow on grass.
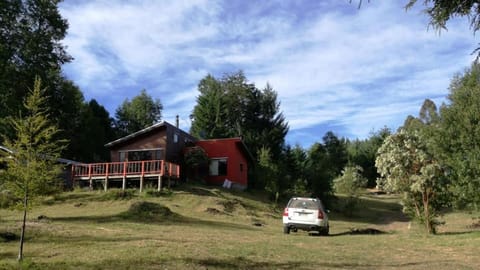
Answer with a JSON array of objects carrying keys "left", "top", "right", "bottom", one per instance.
[
  {"left": 2, "top": 256, "right": 460, "bottom": 270},
  {"left": 437, "top": 230, "right": 480, "bottom": 236},
  {"left": 49, "top": 201, "right": 255, "bottom": 232}
]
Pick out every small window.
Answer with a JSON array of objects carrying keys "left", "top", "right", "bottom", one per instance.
[
  {"left": 209, "top": 158, "right": 228, "bottom": 176},
  {"left": 174, "top": 133, "right": 179, "bottom": 143}
]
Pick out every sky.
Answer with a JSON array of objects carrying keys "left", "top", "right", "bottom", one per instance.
[{"left": 58, "top": 0, "right": 477, "bottom": 148}]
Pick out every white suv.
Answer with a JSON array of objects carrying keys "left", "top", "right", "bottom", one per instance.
[{"left": 282, "top": 197, "right": 329, "bottom": 235}]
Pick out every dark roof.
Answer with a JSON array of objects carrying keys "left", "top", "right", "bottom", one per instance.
[{"left": 104, "top": 121, "right": 196, "bottom": 148}]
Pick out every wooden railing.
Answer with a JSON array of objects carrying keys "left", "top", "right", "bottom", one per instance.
[{"left": 72, "top": 160, "right": 180, "bottom": 179}]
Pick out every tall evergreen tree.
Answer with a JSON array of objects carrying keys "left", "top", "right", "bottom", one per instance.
[
  {"left": 0, "top": 78, "right": 66, "bottom": 260},
  {"left": 190, "top": 71, "right": 289, "bottom": 161}
]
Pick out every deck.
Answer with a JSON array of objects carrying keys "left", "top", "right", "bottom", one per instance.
[{"left": 72, "top": 160, "right": 180, "bottom": 192}]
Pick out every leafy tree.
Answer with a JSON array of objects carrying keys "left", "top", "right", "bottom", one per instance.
[
  {"left": 114, "top": 89, "right": 163, "bottom": 137},
  {"left": 0, "top": 78, "right": 66, "bottom": 260},
  {"left": 334, "top": 165, "right": 367, "bottom": 216},
  {"left": 0, "top": 0, "right": 73, "bottom": 139},
  {"left": 184, "top": 146, "right": 209, "bottom": 181},
  {"left": 376, "top": 129, "right": 445, "bottom": 234},
  {"left": 257, "top": 147, "right": 280, "bottom": 202},
  {"left": 438, "top": 64, "right": 480, "bottom": 209}
]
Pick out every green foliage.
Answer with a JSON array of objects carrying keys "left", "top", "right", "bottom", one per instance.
[
  {"left": 114, "top": 89, "right": 163, "bottom": 137},
  {"left": 190, "top": 71, "right": 289, "bottom": 162},
  {"left": 0, "top": 78, "right": 67, "bottom": 260},
  {"left": 68, "top": 99, "right": 115, "bottom": 162},
  {"left": 438, "top": 64, "right": 480, "bottom": 209},
  {"left": 184, "top": 147, "right": 209, "bottom": 168},
  {"left": 304, "top": 132, "right": 347, "bottom": 205},
  {"left": 257, "top": 147, "right": 280, "bottom": 202},
  {"left": 334, "top": 165, "right": 367, "bottom": 196},
  {"left": 1, "top": 78, "right": 66, "bottom": 202},
  {"left": 376, "top": 129, "right": 445, "bottom": 234},
  {"left": 334, "top": 165, "right": 368, "bottom": 216},
  {"left": 0, "top": 0, "right": 73, "bottom": 137},
  {"left": 347, "top": 127, "right": 391, "bottom": 187},
  {"left": 184, "top": 147, "right": 209, "bottom": 181}
]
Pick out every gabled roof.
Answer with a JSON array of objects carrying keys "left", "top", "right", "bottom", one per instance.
[{"left": 105, "top": 121, "right": 195, "bottom": 148}]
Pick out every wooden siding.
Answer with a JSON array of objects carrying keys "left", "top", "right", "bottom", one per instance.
[{"left": 109, "top": 129, "right": 167, "bottom": 162}]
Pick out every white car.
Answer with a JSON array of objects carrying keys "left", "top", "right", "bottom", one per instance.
[{"left": 282, "top": 197, "right": 329, "bottom": 235}]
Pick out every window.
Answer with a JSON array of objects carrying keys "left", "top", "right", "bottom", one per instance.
[
  {"left": 119, "top": 148, "right": 164, "bottom": 161},
  {"left": 119, "top": 152, "right": 126, "bottom": 162},
  {"left": 209, "top": 158, "right": 228, "bottom": 176},
  {"left": 173, "top": 133, "right": 179, "bottom": 143}
]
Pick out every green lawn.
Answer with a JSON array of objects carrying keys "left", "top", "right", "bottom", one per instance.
[{"left": 1, "top": 185, "right": 479, "bottom": 269}]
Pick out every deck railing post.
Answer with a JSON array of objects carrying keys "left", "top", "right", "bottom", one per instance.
[
  {"left": 88, "top": 164, "right": 93, "bottom": 190},
  {"left": 140, "top": 161, "right": 145, "bottom": 193}
]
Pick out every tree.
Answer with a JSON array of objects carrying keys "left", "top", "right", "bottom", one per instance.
[
  {"left": 438, "top": 64, "right": 480, "bottom": 209},
  {"left": 305, "top": 142, "right": 334, "bottom": 203},
  {"left": 190, "top": 71, "right": 289, "bottom": 162},
  {"left": 376, "top": 129, "right": 445, "bottom": 234},
  {"left": 334, "top": 165, "right": 367, "bottom": 216},
  {"left": 68, "top": 100, "right": 116, "bottom": 162},
  {"left": 190, "top": 75, "right": 229, "bottom": 139},
  {"left": 0, "top": 0, "right": 72, "bottom": 139},
  {"left": 347, "top": 127, "right": 391, "bottom": 187},
  {"left": 257, "top": 147, "right": 280, "bottom": 202},
  {"left": 0, "top": 78, "right": 66, "bottom": 261},
  {"left": 114, "top": 89, "right": 163, "bottom": 137}
]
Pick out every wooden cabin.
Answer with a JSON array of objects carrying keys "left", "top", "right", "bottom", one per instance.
[{"left": 71, "top": 121, "right": 253, "bottom": 191}]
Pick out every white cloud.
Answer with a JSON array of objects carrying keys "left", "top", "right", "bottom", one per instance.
[{"left": 59, "top": 0, "right": 478, "bottom": 146}]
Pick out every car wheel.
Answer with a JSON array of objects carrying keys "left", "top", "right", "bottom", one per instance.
[
  {"left": 283, "top": 225, "right": 290, "bottom": 234},
  {"left": 321, "top": 226, "right": 329, "bottom": 236}
]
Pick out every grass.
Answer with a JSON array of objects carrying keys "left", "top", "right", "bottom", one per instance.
[{"left": 0, "top": 184, "right": 479, "bottom": 269}]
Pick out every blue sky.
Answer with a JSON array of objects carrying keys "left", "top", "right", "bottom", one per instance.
[{"left": 58, "top": 0, "right": 477, "bottom": 148}]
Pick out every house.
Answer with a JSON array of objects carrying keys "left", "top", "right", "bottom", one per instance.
[
  {"left": 105, "top": 121, "right": 196, "bottom": 164},
  {"left": 196, "top": 138, "right": 253, "bottom": 190},
  {"left": 71, "top": 121, "right": 253, "bottom": 191}
]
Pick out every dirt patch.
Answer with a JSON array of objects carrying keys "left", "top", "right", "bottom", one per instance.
[
  {"left": 217, "top": 198, "right": 245, "bottom": 213},
  {"left": 467, "top": 220, "right": 480, "bottom": 229},
  {"left": 205, "top": 208, "right": 224, "bottom": 215}
]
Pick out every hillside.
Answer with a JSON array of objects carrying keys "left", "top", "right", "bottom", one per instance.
[{"left": 1, "top": 184, "right": 480, "bottom": 269}]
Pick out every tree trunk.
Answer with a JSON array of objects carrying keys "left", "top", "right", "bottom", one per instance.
[
  {"left": 18, "top": 192, "right": 28, "bottom": 261},
  {"left": 423, "top": 191, "right": 432, "bottom": 234}
]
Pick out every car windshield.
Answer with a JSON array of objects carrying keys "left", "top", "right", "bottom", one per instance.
[{"left": 289, "top": 199, "right": 319, "bottom": 210}]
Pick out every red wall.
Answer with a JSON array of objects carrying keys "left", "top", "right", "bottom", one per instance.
[{"left": 196, "top": 138, "right": 248, "bottom": 187}]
